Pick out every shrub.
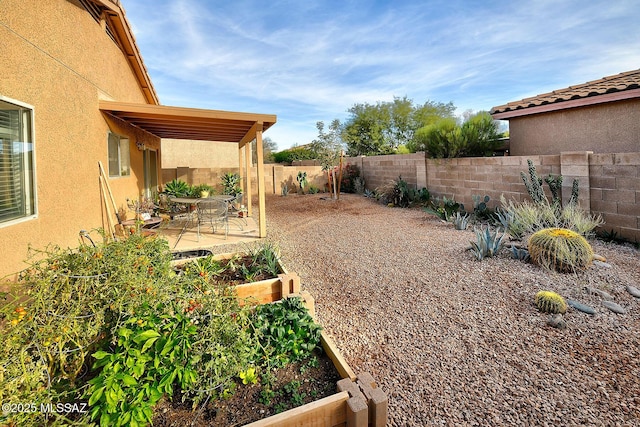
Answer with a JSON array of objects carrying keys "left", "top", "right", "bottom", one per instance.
[
  {"left": 528, "top": 228, "right": 594, "bottom": 273},
  {"left": 0, "top": 234, "right": 307, "bottom": 426},
  {"left": 252, "top": 297, "right": 322, "bottom": 368},
  {"left": 378, "top": 176, "right": 411, "bottom": 207}
]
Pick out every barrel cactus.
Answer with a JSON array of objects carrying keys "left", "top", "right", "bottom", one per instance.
[
  {"left": 535, "top": 290, "right": 567, "bottom": 314},
  {"left": 528, "top": 228, "right": 593, "bottom": 273}
]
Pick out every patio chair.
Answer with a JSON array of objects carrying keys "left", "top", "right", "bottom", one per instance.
[
  {"left": 197, "top": 199, "right": 228, "bottom": 239},
  {"left": 226, "top": 193, "right": 248, "bottom": 229}
]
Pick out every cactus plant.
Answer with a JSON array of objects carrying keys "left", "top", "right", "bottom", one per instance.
[
  {"left": 528, "top": 228, "right": 593, "bottom": 273},
  {"left": 520, "top": 159, "right": 546, "bottom": 206},
  {"left": 535, "top": 290, "right": 567, "bottom": 314}
]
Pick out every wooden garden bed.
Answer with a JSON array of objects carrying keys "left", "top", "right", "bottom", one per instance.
[{"left": 171, "top": 251, "right": 388, "bottom": 426}]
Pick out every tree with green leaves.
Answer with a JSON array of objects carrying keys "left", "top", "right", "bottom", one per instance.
[
  {"left": 251, "top": 136, "right": 277, "bottom": 164},
  {"left": 311, "top": 119, "right": 343, "bottom": 168},
  {"left": 342, "top": 96, "right": 456, "bottom": 156},
  {"left": 410, "top": 111, "right": 502, "bottom": 158}
]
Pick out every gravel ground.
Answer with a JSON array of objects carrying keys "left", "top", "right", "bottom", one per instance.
[{"left": 217, "top": 194, "right": 640, "bottom": 426}]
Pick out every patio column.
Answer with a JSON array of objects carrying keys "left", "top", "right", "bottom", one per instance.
[
  {"left": 245, "top": 140, "right": 253, "bottom": 216},
  {"left": 255, "top": 124, "right": 267, "bottom": 237},
  {"left": 238, "top": 143, "right": 244, "bottom": 195}
]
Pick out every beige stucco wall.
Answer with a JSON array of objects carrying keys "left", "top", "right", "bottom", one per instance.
[
  {"left": 0, "top": 0, "right": 160, "bottom": 278},
  {"left": 161, "top": 139, "right": 239, "bottom": 169},
  {"left": 508, "top": 100, "right": 640, "bottom": 156}
]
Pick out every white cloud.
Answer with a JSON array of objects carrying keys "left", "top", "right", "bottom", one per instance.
[{"left": 124, "top": 0, "right": 640, "bottom": 149}]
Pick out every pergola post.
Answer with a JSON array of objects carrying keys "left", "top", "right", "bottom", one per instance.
[
  {"left": 238, "top": 143, "right": 245, "bottom": 197},
  {"left": 255, "top": 125, "right": 266, "bottom": 238},
  {"left": 245, "top": 140, "right": 253, "bottom": 216}
]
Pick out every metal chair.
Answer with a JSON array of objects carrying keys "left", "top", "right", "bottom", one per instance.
[
  {"left": 226, "top": 193, "right": 248, "bottom": 229},
  {"left": 197, "top": 199, "right": 228, "bottom": 239}
]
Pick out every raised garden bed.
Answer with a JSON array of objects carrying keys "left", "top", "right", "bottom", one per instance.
[
  {"left": 169, "top": 250, "right": 387, "bottom": 426},
  {"left": 0, "top": 236, "right": 386, "bottom": 427}
]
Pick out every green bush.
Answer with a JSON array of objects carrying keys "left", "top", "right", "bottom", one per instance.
[
  {"left": 0, "top": 235, "right": 316, "bottom": 426},
  {"left": 252, "top": 297, "right": 322, "bottom": 368}
]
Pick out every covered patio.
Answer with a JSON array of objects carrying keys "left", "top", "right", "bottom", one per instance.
[{"left": 99, "top": 100, "right": 277, "bottom": 245}]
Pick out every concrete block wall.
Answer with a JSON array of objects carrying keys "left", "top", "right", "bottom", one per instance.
[
  {"left": 162, "top": 151, "right": 639, "bottom": 241},
  {"left": 347, "top": 151, "right": 639, "bottom": 242},
  {"left": 346, "top": 153, "right": 426, "bottom": 192},
  {"left": 589, "top": 152, "right": 640, "bottom": 241},
  {"left": 425, "top": 155, "right": 562, "bottom": 210},
  {"left": 162, "top": 165, "right": 326, "bottom": 195}
]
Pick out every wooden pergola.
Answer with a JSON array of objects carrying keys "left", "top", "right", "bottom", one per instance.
[{"left": 99, "top": 100, "right": 277, "bottom": 237}]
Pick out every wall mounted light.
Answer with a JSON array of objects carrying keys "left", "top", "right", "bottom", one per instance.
[{"left": 136, "top": 140, "right": 145, "bottom": 151}]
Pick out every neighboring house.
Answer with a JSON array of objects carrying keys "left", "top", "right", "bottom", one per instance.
[
  {"left": 0, "top": 0, "right": 275, "bottom": 279},
  {"left": 491, "top": 69, "right": 640, "bottom": 156}
]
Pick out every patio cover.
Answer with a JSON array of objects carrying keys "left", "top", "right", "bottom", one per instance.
[{"left": 99, "top": 100, "right": 277, "bottom": 237}]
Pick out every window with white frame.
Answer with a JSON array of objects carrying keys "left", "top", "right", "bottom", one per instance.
[
  {"left": 0, "top": 97, "right": 36, "bottom": 225},
  {"left": 107, "top": 132, "right": 130, "bottom": 177}
]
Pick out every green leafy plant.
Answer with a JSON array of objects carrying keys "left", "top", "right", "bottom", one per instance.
[
  {"left": 469, "top": 226, "right": 506, "bottom": 260},
  {"left": 239, "top": 367, "right": 258, "bottom": 385},
  {"left": 192, "top": 183, "right": 215, "bottom": 198},
  {"left": 252, "top": 297, "right": 322, "bottom": 368},
  {"left": 535, "top": 290, "right": 567, "bottom": 314},
  {"left": 86, "top": 307, "right": 198, "bottom": 426},
  {"left": 379, "top": 176, "right": 415, "bottom": 207},
  {"left": 307, "top": 184, "right": 320, "bottom": 194},
  {"left": 498, "top": 195, "right": 602, "bottom": 240},
  {"left": 528, "top": 228, "right": 594, "bottom": 273}
]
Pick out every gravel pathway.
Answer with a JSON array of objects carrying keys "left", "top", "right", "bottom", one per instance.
[{"left": 215, "top": 193, "right": 640, "bottom": 426}]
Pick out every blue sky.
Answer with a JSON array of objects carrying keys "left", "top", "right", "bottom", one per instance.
[{"left": 123, "top": 0, "right": 640, "bottom": 150}]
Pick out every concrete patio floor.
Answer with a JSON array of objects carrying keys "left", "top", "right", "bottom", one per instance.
[{"left": 156, "top": 215, "right": 262, "bottom": 252}]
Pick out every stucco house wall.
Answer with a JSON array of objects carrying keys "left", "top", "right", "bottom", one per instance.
[
  {"left": 162, "top": 139, "right": 238, "bottom": 169},
  {"left": 0, "top": 0, "right": 160, "bottom": 278},
  {"left": 508, "top": 99, "right": 640, "bottom": 156}
]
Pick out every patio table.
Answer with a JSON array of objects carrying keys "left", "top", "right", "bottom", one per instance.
[{"left": 167, "top": 196, "right": 236, "bottom": 247}]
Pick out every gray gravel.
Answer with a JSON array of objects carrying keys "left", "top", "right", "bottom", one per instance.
[{"left": 223, "top": 194, "right": 640, "bottom": 426}]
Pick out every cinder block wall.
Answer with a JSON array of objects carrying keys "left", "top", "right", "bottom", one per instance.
[
  {"left": 161, "top": 165, "right": 325, "bottom": 195},
  {"left": 424, "top": 155, "right": 562, "bottom": 209},
  {"left": 347, "top": 151, "right": 639, "bottom": 242},
  {"left": 347, "top": 153, "right": 426, "bottom": 192},
  {"left": 589, "top": 152, "right": 640, "bottom": 241}
]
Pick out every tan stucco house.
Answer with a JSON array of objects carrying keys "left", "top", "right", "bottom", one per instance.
[
  {"left": 491, "top": 69, "right": 640, "bottom": 156},
  {"left": 0, "top": 0, "right": 275, "bottom": 279}
]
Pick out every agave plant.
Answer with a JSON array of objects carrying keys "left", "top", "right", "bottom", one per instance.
[
  {"left": 469, "top": 226, "right": 506, "bottom": 260},
  {"left": 452, "top": 212, "right": 470, "bottom": 230},
  {"left": 163, "top": 179, "right": 191, "bottom": 198}
]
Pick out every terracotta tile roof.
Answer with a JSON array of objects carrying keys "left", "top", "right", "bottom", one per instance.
[{"left": 491, "top": 69, "right": 640, "bottom": 116}]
